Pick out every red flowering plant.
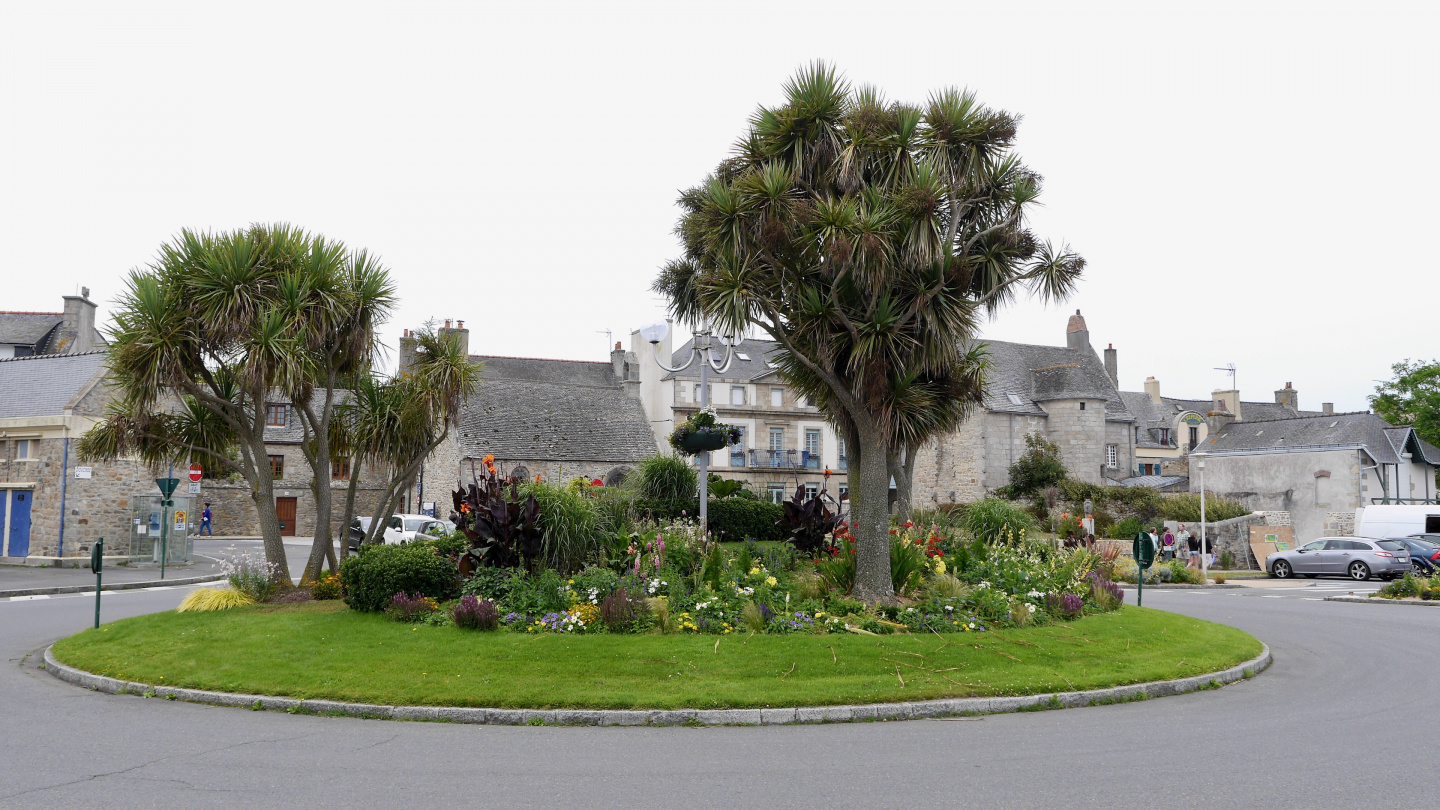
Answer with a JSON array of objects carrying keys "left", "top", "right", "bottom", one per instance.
[
  {"left": 451, "top": 458, "right": 543, "bottom": 575},
  {"left": 780, "top": 479, "right": 847, "bottom": 555}
]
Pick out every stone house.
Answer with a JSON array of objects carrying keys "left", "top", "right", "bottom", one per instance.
[
  {"left": 1119, "top": 377, "right": 1325, "bottom": 479},
  {"left": 909, "top": 311, "right": 1137, "bottom": 507},
  {"left": 410, "top": 323, "right": 658, "bottom": 510},
  {"left": 0, "top": 287, "right": 106, "bottom": 359},
  {"left": 630, "top": 331, "right": 848, "bottom": 504},
  {"left": 1195, "top": 411, "right": 1440, "bottom": 542},
  {"left": 0, "top": 348, "right": 391, "bottom": 560}
]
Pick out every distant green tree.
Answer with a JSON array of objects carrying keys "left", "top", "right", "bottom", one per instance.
[
  {"left": 1005, "top": 432, "right": 1067, "bottom": 497},
  {"left": 1371, "top": 359, "right": 1440, "bottom": 488}
]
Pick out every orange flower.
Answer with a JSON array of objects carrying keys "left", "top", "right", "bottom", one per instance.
[
  {"left": 535, "top": 474, "right": 542, "bottom": 482},
  {"left": 483, "top": 454, "right": 495, "bottom": 465}
]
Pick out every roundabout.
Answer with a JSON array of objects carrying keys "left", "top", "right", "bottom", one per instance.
[{"left": 3, "top": 571, "right": 1435, "bottom": 809}]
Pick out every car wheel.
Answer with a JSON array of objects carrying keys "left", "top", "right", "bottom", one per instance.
[
  {"left": 1272, "top": 560, "right": 1293, "bottom": 578},
  {"left": 1348, "top": 561, "right": 1371, "bottom": 581},
  {"left": 1414, "top": 561, "right": 1428, "bottom": 575}
]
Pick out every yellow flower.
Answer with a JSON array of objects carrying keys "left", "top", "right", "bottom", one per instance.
[
  {"left": 765, "top": 576, "right": 777, "bottom": 587},
  {"left": 749, "top": 567, "right": 760, "bottom": 576},
  {"left": 934, "top": 559, "right": 947, "bottom": 575}
]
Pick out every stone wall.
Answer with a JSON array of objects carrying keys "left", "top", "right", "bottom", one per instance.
[
  {"left": 912, "top": 414, "right": 987, "bottom": 506},
  {"left": 1040, "top": 399, "right": 1107, "bottom": 484},
  {"left": 1325, "top": 511, "right": 1356, "bottom": 536},
  {"left": 979, "top": 412, "right": 1047, "bottom": 494},
  {"left": 1163, "top": 513, "right": 1276, "bottom": 570},
  {"left": 1194, "top": 448, "right": 1361, "bottom": 544}
]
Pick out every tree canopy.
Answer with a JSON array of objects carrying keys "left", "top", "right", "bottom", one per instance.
[{"left": 653, "top": 62, "right": 1083, "bottom": 601}]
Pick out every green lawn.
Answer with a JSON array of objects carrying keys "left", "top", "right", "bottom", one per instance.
[{"left": 52, "top": 602, "right": 1262, "bottom": 710}]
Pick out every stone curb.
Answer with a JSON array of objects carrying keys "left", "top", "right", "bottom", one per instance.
[
  {"left": 0, "top": 574, "right": 225, "bottom": 599},
  {"left": 1116, "top": 583, "right": 1246, "bottom": 590},
  {"left": 1323, "top": 595, "right": 1440, "bottom": 607},
  {"left": 42, "top": 643, "right": 1271, "bottom": 727}
]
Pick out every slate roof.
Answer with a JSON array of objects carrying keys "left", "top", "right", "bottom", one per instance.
[
  {"left": 973, "top": 339, "right": 1133, "bottom": 422},
  {"left": 1201, "top": 411, "right": 1432, "bottom": 465},
  {"left": 459, "top": 355, "right": 657, "bottom": 464},
  {"left": 1119, "top": 474, "right": 1189, "bottom": 490},
  {"left": 0, "top": 351, "right": 108, "bottom": 418},
  {"left": 0, "top": 312, "right": 63, "bottom": 348}
]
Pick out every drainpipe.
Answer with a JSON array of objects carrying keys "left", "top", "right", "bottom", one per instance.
[{"left": 57, "top": 424, "right": 70, "bottom": 557}]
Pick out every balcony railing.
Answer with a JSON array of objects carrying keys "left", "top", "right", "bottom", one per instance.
[
  {"left": 729, "top": 448, "right": 746, "bottom": 467},
  {"left": 802, "top": 450, "right": 821, "bottom": 470},
  {"left": 751, "top": 449, "right": 797, "bottom": 469}
]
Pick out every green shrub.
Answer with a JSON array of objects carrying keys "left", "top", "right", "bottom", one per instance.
[
  {"left": 891, "top": 538, "right": 927, "bottom": 596},
  {"left": 504, "top": 568, "right": 570, "bottom": 615},
  {"left": 634, "top": 454, "right": 697, "bottom": 501},
  {"left": 340, "top": 544, "right": 459, "bottom": 613},
  {"left": 412, "top": 531, "right": 468, "bottom": 560},
  {"left": 632, "top": 498, "right": 785, "bottom": 542},
  {"left": 1004, "top": 433, "right": 1067, "bottom": 497},
  {"left": 1110, "top": 517, "right": 1144, "bottom": 540},
  {"left": 963, "top": 498, "right": 1035, "bottom": 545},
  {"left": 1157, "top": 493, "right": 1250, "bottom": 523},
  {"left": 460, "top": 567, "right": 515, "bottom": 603},
  {"left": 521, "top": 480, "right": 603, "bottom": 571}
]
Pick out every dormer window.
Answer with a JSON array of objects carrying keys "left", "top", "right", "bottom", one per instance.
[
  {"left": 1158, "top": 428, "right": 1170, "bottom": 445},
  {"left": 266, "top": 404, "right": 288, "bottom": 427}
]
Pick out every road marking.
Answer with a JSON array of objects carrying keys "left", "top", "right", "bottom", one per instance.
[
  {"left": 8, "top": 594, "right": 51, "bottom": 601},
  {"left": 1260, "top": 595, "right": 1286, "bottom": 598},
  {"left": 141, "top": 586, "right": 177, "bottom": 591}
]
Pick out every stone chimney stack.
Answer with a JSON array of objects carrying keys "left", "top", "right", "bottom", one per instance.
[
  {"left": 58, "top": 286, "right": 98, "bottom": 353},
  {"left": 1144, "top": 376, "right": 1161, "bottom": 405},
  {"left": 611, "top": 341, "right": 627, "bottom": 381},
  {"left": 1274, "top": 381, "right": 1298, "bottom": 413},
  {"left": 1103, "top": 343, "right": 1118, "bottom": 387},
  {"left": 1212, "top": 389, "right": 1242, "bottom": 422},
  {"left": 612, "top": 341, "right": 641, "bottom": 399},
  {"left": 1322, "top": 402, "right": 1334, "bottom": 415},
  {"left": 438, "top": 320, "right": 470, "bottom": 359},
  {"left": 398, "top": 328, "right": 418, "bottom": 373},
  {"left": 1065, "top": 309, "right": 1090, "bottom": 353},
  {"left": 1206, "top": 407, "right": 1236, "bottom": 436}
]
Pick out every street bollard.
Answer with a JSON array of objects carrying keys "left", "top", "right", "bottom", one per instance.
[{"left": 90, "top": 537, "right": 104, "bottom": 629}]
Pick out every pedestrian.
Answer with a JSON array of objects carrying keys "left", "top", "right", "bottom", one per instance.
[
  {"left": 1148, "top": 526, "right": 1162, "bottom": 561},
  {"left": 1162, "top": 527, "right": 1175, "bottom": 561},
  {"left": 199, "top": 502, "right": 213, "bottom": 536}
]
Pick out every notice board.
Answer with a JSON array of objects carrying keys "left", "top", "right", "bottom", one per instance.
[{"left": 1248, "top": 526, "right": 1295, "bottom": 568}]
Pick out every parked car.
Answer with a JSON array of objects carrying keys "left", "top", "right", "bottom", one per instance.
[
  {"left": 346, "top": 516, "right": 373, "bottom": 551},
  {"left": 1268, "top": 537, "right": 1411, "bottom": 581},
  {"left": 382, "top": 514, "right": 451, "bottom": 545},
  {"left": 1394, "top": 536, "right": 1440, "bottom": 575}
]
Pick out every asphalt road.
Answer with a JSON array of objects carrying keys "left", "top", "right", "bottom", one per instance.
[{"left": 1, "top": 577, "right": 1435, "bottom": 809}]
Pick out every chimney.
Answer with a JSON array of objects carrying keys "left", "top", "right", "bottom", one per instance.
[
  {"left": 1274, "top": 381, "right": 1298, "bottom": 413},
  {"left": 58, "top": 286, "right": 98, "bottom": 353},
  {"left": 1322, "top": 402, "right": 1334, "bottom": 415},
  {"left": 398, "top": 329, "right": 418, "bottom": 373},
  {"left": 437, "top": 320, "right": 470, "bottom": 359},
  {"left": 1103, "top": 343, "right": 1118, "bottom": 387},
  {"left": 1065, "top": 309, "right": 1090, "bottom": 352},
  {"left": 1212, "top": 388, "right": 1241, "bottom": 422},
  {"left": 611, "top": 341, "right": 627, "bottom": 381},
  {"left": 1144, "top": 376, "right": 1161, "bottom": 405},
  {"left": 1206, "top": 407, "right": 1236, "bottom": 436}
]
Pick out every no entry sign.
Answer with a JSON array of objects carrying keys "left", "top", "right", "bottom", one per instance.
[{"left": 188, "top": 463, "right": 203, "bottom": 482}]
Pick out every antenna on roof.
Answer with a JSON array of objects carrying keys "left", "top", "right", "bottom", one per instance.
[
  {"left": 1213, "top": 363, "right": 1236, "bottom": 391},
  {"left": 596, "top": 330, "right": 612, "bottom": 352}
]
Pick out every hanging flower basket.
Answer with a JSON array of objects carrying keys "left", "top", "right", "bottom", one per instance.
[{"left": 670, "top": 407, "right": 742, "bottom": 456}]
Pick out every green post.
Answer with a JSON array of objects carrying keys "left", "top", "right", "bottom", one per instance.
[
  {"left": 90, "top": 537, "right": 104, "bottom": 629},
  {"left": 156, "top": 478, "right": 179, "bottom": 580},
  {"left": 1133, "top": 531, "right": 1156, "bottom": 607}
]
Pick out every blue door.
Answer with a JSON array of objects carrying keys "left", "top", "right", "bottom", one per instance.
[{"left": 7, "top": 490, "right": 32, "bottom": 557}]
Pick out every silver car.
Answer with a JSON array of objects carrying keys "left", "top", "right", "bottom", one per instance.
[{"left": 1269, "top": 537, "right": 1411, "bottom": 581}]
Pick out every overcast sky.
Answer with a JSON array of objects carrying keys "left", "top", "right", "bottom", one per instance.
[{"left": 3, "top": 1, "right": 1435, "bottom": 412}]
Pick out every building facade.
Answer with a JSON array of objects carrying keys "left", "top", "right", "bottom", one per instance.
[{"left": 0, "top": 287, "right": 106, "bottom": 359}]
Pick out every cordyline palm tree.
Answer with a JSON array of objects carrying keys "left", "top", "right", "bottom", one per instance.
[
  {"left": 332, "top": 328, "right": 481, "bottom": 552},
  {"left": 654, "top": 63, "right": 1083, "bottom": 603},
  {"left": 83, "top": 224, "right": 395, "bottom": 585}
]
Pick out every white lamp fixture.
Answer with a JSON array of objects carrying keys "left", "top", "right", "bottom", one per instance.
[{"left": 639, "top": 322, "right": 669, "bottom": 345}]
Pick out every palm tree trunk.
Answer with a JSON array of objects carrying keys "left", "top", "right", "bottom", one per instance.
[
  {"left": 245, "top": 432, "right": 290, "bottom": 585},
  {"left": 336, "top": 461, "right": 363, "bottom": 562},
  {"left": 850, "top": 421, "right": 895, "bottom": 604},
  {"left": 889, "top": 441, "right": 918, "bottom": 525}
]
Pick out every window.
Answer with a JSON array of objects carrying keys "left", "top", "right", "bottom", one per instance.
[
  {"left": 838, "top": 438, "right": 847, "bottom": 471},
  {"left": 269, "top": 454, "right": 284, "bottom": 479},
  {"left": 14, "top": 439, "right": 34, "bottom": 460},
  {"left": 266, "top": 404, "right": 288, "bottom": 426},
  {"left": 769, "top": 427, "right": 784, "bottom": 451},
  {"left": 804, "top": 483, "right": 819, "bottom": 501},
  {"left": 332, "top": 458, "right": 351, "bottom": 480},
  {"left": 804, "top": 429, "right": 821, "bottom": 468},
  {"left": 767, "top": 483, "right": 786, "bottom": 504},
  {"left": 1105, "top": 444, "right": 1117, "bottom": 469},
  {"left": 838, "top": 484, "right": 849, "bottom": 500},
  {"left": 730, "top": 427, "right": 747, "bottom": 467},
  {"left": 770, "top": 387, "right": 783, "bottom": 407},
  {"left": 802, "top": 394, "right": 815, "bottom": 407},
  {"left": 1006, "top": 392, "right": 1024, "bottom": 406},
  {"left": 1301, "top": 540, "right": 1326, "bottom": 552},
  {"left": 1188, "top": 426, "right": 1198, "bottom": 448},
  {"left": 1079, "top": 401, "right": 1085, "bottom": 411},
  {"left": 730, "top": 385, "right": 745, "bottom": 406},
  {"left": 1158, "top": 428, "right": 1170, "bottom": 445},
  {"left": 736, "top": 352, "right": 750, "bottom": 361}
]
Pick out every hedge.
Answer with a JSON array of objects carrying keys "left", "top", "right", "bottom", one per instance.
[
  {"left": 632, "top": 498, "right": 785, "bottom": 542},
  {"left": 339, "top": 544, "right": 461, "bottom": 613}
]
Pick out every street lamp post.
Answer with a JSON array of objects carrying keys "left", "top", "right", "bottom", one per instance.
[
  {"left": 641, "top": 320, "right": 737, "bottom": 532},
  {"left": 1195, "top": 453, "right": 1209, "bottom": 583}
]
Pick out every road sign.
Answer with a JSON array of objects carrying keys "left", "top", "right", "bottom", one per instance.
[
  {"left": 188, "top": 463, "right": 203, "bottom": 483},
  {"left": 188, "top": 481, "right": 201, "bottom": 495},
  {"left": 1133, "top": 531, "right": 1156, "bottom": 607},
  {"left": 156, "top": 478, "right": 180, "bottom": 499}
]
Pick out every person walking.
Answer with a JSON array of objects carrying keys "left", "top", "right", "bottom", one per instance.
[{"left": 199, "top": 503, "right": 213, "bottom": 536}]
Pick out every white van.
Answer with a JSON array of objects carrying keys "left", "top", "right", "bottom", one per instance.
[{"left": 1355, "top": 505, "right": 1440, "bottom": 539}]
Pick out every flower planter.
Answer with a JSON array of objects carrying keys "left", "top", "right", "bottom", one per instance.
[{"left": 681, "top": 432, "right": 729, "bottom": 453}]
